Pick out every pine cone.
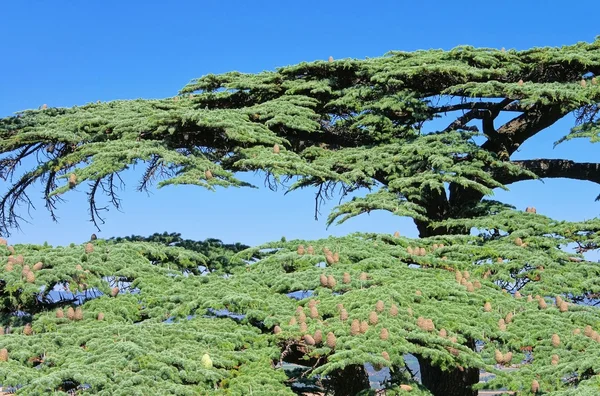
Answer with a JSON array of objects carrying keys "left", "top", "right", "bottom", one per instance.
[
  {"left": 97, "top": 312, "right": 105, "bottom": 321},
  {"left": 419, "top": 247, "right": 426, "bottom": 256},
  {"left": 473, "top": 280, "right": 482, "bottom": 289},
  {"left": 538, "top": 299, "right": 547, "bottom": 310},
  {"left": 16, "top": 255, "right": 24, "bottom": 265},
  {"left": 110, "top": 287, "right": 119, "bottom": 297},
  {"left": 559, "top": 301, "right": 568, "bottom": 312},
  {"left": 320, "top": 274, "right": 328, "bottom": 287},
  {"left": 297, "top": 311, "right": 307, "bottom": 323},
  {"left": 68, "top": 173, "right": 77, "bottom": 188},
  {"left": 462, "top": 271, "right": 470, "bottom": 280},
  {"left": 309, "top": 306, "right": 319, "bottom": 319},
  {"left": 389, "top": 304, "right": 398, "bottom": 316},
  {"left": 299, "top": 322, "right": 308, "bottom": 333},
  {"left": 314, "top": 330, "right": 323, "bottom": 344},
  {"left": 26, "top": 271, "right": 36, "bottom": 283},
  {"left": 380, "top": 328, "right": 389, "bottom": 340},
  {"left": 498, "top": 318, "right": 507, "bottom": 331},
  {"left": 303, "top": 334, "right": 315, "bottom": 345},
  {"left": 333, "top": 252, "right": 339, "bottom": 263},
  {"left": 360, "top": 321, "right": 369, "bottom": 333},
  {"left": 381, "top": 351, "right": 390, "bottom": 361},
  {"left": 307, "top": 245, "right": 314, "bottom": 255},
  {"left": 326, "top": 332, "right": 336, "bottom": 348},
  {"left": 375, "top": 300, "right": 384, "bottom": 313},
  {"left": 342, "top": 272, "right": 351, "bottom": 284},
  {"left": 466, "top": 282, "right": 474, "bottom": 292},
  {"left": 369, "top": 311, "right": 378, "bottom": 325},
  {"left": 0, "top": 348, "right": 7, "bottom": 362},
  {"left": 56, "top": 309, "right": 64, "bottom": 319},
  {"left": 32, "top": 262, "right": 43, "bottom": 271},
  {"left": 297, "top": 245, "right": 305, "bottom": 255},
  {"left": 327, "top": 275, "right": 336, "bottom": 288},
  {"left": 325, "top": 254, "right": 335, "bottom": 265},
  {"left": 514, "top": 237, "right": 523, "bottom": 246},
  {"left": 308, "top": 299, "right": 317, "bottom": 308},
  {"left": 350, "top": 319, "right": 360, "bottom": 335},
  {"left": 494, "top": 349, "right": 504, "bottom": 364},
  {"left": 505, "top": 312, "right": 513, "bottom": 323},
  {"left": 531, "top": 379, "right": 540, "bottom": 393},
  {"left": 584, "top": 325, "right": 593, "bottom": 337},
  {"left": 75, "top": 307, "right": 83, "bottom": 321},
  {"left": 85, "top": 243, "right": 94, "bottom": 254},
  {"left": 503, "top": 352, "right": 513, "bottom": 364},
  {"left": 340, "top": 309, "right": 348, "bottom": 321},
  {"left": 484, "top": 302, "right": 492, "bottom": 312},
  {"left": 551, "top": 333, "right": 560, "bottom": 347},
  {"left": 455, "top": 271, "right": 462, "bottom": 283},
  {"left": 67, "top": 307, "right": 75, "bottom": 320},
  {"left": 289, "top": 317, "right": 297, "bottom": 326},
  {"left": 407, "top": 246, "right": 413, "bottom": 255},
  {"left": 204, "top": 170, "right": 213, "bottom": 180}
]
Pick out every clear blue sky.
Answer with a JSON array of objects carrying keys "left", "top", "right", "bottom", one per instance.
[{"left": 0, "top": 1, "right": 598, "bottom": 247}]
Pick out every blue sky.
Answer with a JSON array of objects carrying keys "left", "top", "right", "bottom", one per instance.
[{"left": 0, "top": 1, "right": 598, "bottom": 247}]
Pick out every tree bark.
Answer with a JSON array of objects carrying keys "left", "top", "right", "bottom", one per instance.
[
  {"left": 324, "top": 364, "right": 370, "bottom": 395},
  {"left": 416, "top": 356, "right": 479, "bottom": 396}
]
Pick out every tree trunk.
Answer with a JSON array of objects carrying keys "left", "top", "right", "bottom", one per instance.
[
  {"left": 324, "top": 364, "right": 370, "bottom": 395},
  {"left": 416, "top": 356, "right": 479, "bottom": 396}
]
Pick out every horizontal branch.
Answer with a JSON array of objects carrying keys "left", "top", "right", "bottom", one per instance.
[{"left": 501, "top": 159, "right": 600, "bottom": 185}]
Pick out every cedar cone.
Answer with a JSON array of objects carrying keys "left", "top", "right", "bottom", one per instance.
[
  {"left": 381, "top": 351, "right": 390, "bottom": 361},
  {"left": 551, "top": 333, "right": 560, "bottom": 347},
  {"left": 327, "top": 275, "right": 336, "bottom": 288},
  {"left": 375, "top": 300, "right": 384, "bottom": 313},
  {"left": 26, "top": 271, "right": 36, "bottom": 283},
  {"left": 360, "top": 321, "right": 369, "bottom": 333},
  {"left": 23, "top": 323, "right": 33, "bottom": 335},
  {"left": 551, "top": 354, "right": 559, "bottom": 365},
  {"left": 407, "top": 307, "right": 413, "bottom": 316},
  {"left": 369, "top": 311, "right": 378, "bottom": 325},
  {"left": 68, "top": 173, "right": 77, "bottom": 188},
  {"left": 307, "top": 245, "right": 314, "bottom": 254},
  {"left": 7, "top": 246, "right": 15, "bottom": 254},
  {"left": 584, "top": 325, "right": 593, "bottom": 337},
  {"left": 350, "top": 319, "right": 360, "bottom": 335},
  {"left": 503, "top": 352, "right": 513, "bottom": 364},
  {"left": 289, "top": 317, "right": 297, "bottom": 326},
  {"left": 573, "top": 328, "right": 581, "bottom": 335},
  {"left": 555, "top": 295, "right": 563, "bottom": 306},
  {"left": 518, "top": 79, "right": 524, "bottom": 86},
  {"left": 342, "top": 272, "right": 351, "bottom": 284},
  {"left": 340, "top": 309, "right": 348, "bottom": 321},
  {"left": 497, "top": 257, "right": 503, "bottom": 263},
  {"left": 484, "top": 302, "right": 492, "bottom": 312},
  {"left": 527, "top": 295, "right": 533, "bottom": 302},
  {"left": 389, "top": 304, "right": 398, "bottom": 316},
  {"left": 299, "top": 322, "right": 308, "bottom": 333},
  {"left": 494, "top": 350, "right": 504, "bottom": 364},
  {"left": 75, "top": 307, "right": 83, "bottom": 321},
  {"left": 308, "top": 299, "right": 317, "bottom": 308},
  {"left": 336, "top": 303, "right": 344, "bottom": 311},
  {"left": 399, "top": 385, "right": 412, "bottom": 391},
  {"left": 67, "top": 307, "right": 75, "bottom": 320},
  {"left": 359, "top": 272, "right": 368, "bottom": 281},
  {"left": 33, "top": 262, "right": 43, "bottom": 271},
  {"left": 56, "top": 309, "right": 64, "bottom": 319},
  {"left": 314, "top": 330, "right": 323, "bottom": 344},
  {"left": 205, "top": 170, "right": 213, "bottom": 180},
  {"left": 380, "top": 328, "right": 389, "bottom": 340},
  {"left": 505, "top": 312, "right": 513, "bottom": 323},
  {"left": 273, "top": 144, "right": 280, "bottom": 154},
  {"left": 415, "top": 290, "right": 422, "bottom": 296},
  {"left": 97, "top": 312, "right": 105, "bottom": 321},
  {"left": 325, "top": 254, "right": 335, "bottom": 265},
  {"left": 466, "top": 282, "right": 474, "bottom": 292},
  {"left": 455, "top": 271, "right": 462, "bottom": 283},
  {"left": 22, "top": 265, "right": 31, "bottom": 277},
  {"left": 16, "top": 255, "right": 24, "bottom": 264},
  {"left": 538, "top": 299, "right": 547, "bottom": 310},
  {"left": 0, "top": 348, "right": 7, "bottom": 362},
  {"left": 581, "top": 79, "right": 587, "bottom": 88},
  {"left": 296, "top": 306, "right": 304, "bottom": 314},
  {"left": 326, "top": 332, "right": 336, "bottom": 348},
  {"left": 592, "top": 77, "right": 597, "bottom": 85},
  {"left": 439, "top": 328, "right": 447, "bottom": 338},
  {"left": 333, "top": 252, "right": 339, "bottom": 263},
  {"left": 297, "top": 245, "right": 305, "bottom": 255},
  {"left": 531, "top": 379, "right": 540, "bottom": 393},
  {"left": 393, "top": 231, "right": 400, "bottom": 238},
  {"left": 473, "top": 280, "right": 482, "bottom": 289},
  {"left": 320, "top": 274, "right": 328, "bottom": 287},
  {"left": 85, "top": 243, "right": 94, "bottom": 254},
  {"left": 5, "top": 262, "right": 13, "bottom": 272},
  {"left": 515, "top": 291, "right": 522, "bottom": 299},
  {"left": 328, "top": 56, "right": 334, "bottom": 63},
  {"left": 0, "top": 238, "right": 6, "bottom": 246},
  {"left": 460, "top": 278, "right": 468, "bottom": 286},
  {"left": 514, "top": 237, "right": 523, "bottom": 246},
  {"left": 419, "top": 247, "right": 426, "bottom": 256},
  {"left": 407, "top": 246, "right": 413, "bottom": 255},
  {"left": 297, "top": 311, "right": 307, "bottom": 323},
  {"left": 498, "top": 318, "right": 507, "bottom": 331},
  {"left": 110, "top": 287, "right": 119, "bottom": 297},
  {"left": 76, "top": 264, "right": 83, "bottom": 271},
  {"left": 309, "top": 306, "right": 319, "bottom": 319},
  {"left": 462, "top": 271, "right": 470, "bottom": 280},
  {"left": 559, "top": 302, "right": 568, "bottom": 312},
  {"left": 304, "top": 334, "right": 316, "bottom": 345}
]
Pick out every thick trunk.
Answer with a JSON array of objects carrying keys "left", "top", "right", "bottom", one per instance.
[
  {"left": 324, "top": 364, "right": 370, "bottom": 395},
  {"left": 416, "top": 356, "right": 479, "bottom": 396}
]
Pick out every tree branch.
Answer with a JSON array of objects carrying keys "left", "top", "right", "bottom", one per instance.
[{"left": 500, "top": 159, "right": 600, "bottom": 185}]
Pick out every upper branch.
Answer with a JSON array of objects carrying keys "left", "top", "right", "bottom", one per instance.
[{"left": 500, "top": 159, "right": 600, "bottom": 186}]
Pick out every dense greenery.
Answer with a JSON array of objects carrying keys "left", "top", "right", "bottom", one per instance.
[{"left": 0, "top": 38, "right": 600, "bottom": 395}]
